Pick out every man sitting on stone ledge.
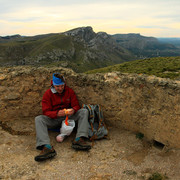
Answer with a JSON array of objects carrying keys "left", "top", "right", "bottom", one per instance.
[{"left": 34, "top": 73, "right": 91, "bottom": 162}]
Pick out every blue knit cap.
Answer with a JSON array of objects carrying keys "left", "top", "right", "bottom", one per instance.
[{"left": 52, "top": 73, "right": 65, "bottom": 86}]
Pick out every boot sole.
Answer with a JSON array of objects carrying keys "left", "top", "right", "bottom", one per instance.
[
  {"left": 35, "top": 151, "right": 57, "bottom": 162},
  {"left": 71, "top": 144, "right": 91, "bottom": 151}
]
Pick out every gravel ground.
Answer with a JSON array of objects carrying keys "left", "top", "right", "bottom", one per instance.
[{"left": 0, "top": 125, "right": 180, "bottom": 180}]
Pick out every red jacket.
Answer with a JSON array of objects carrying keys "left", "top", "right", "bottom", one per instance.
[{"left": 42, "top": 85, "right": 80, "bottom": 119}]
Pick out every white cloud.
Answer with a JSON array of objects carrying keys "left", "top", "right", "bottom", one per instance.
[{"left": 0, "top": 0, "right": 180, "bottom": 37}]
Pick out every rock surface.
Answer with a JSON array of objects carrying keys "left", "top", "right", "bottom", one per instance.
[{"left": 0, "top": 66, "right": 180, "bottom": 148}]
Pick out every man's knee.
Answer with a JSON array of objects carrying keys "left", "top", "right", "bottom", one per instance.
[
  {"left": 35, "top": 115, "right": 45, "bottom": 124},
  {"left": 78, "top": 108, "right": 88, "bottom": 116}
]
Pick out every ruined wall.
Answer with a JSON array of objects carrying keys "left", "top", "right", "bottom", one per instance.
[{"left": 0, "top": 66, "right": 180, "bottom": 148}]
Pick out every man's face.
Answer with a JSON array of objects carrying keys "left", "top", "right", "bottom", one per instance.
[{"left": 54, "top": 84, "right": 65, "bottom": 94}]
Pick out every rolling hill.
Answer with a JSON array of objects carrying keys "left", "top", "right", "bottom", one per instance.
[{"left": 86, "top": 56, "right": 180, "bottom": 80}]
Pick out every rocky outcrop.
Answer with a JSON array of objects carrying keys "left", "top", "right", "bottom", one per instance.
[
  {"left": 0, "top": 66, "right": 180, "bottom": 148},
  {"left": 64, "top": 26, "right": 96, "bottom": 43},
  {"left": 64, "top": 27, "right": 132, "bottom": 59}
]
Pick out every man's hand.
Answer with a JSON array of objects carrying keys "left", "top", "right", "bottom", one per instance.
[
  {"left": 66, "top": 108, "right": 75, "bottom": 116},
  {"left": 57, "top": 108, "right": 75, "bottom": 117},
  {"left": 57, "top": 110, "right": 66, "bottom": 117}
]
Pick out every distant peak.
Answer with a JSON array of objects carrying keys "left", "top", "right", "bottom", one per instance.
[
  {"left": 64, "top": 26, "right": 93, "bottom": 34},
  {"left": 1, "top": 34, "right": 21, "bottom": 39},
  {"left": 64, "top": 26, "right": 96, "bottom": 42}
]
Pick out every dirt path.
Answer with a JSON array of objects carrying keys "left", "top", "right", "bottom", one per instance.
[{"left": 0, "top": 125, "right": 180, "bottom": 180}]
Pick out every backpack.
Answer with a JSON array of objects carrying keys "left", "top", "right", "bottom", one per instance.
[{"left": 82, "top": 104, "right": 108, "bottom": 141}]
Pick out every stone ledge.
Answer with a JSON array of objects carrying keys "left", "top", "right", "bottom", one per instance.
[{"left": 0, "top": 66, "right": 180, "bottom": 148}]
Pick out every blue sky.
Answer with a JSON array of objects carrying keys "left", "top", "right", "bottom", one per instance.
[{"left": 0, "top": 0, "right": 180, "bottom": 37}]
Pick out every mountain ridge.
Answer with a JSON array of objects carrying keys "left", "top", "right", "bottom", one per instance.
[
  {"left": 0, "top": 27, "right": 135, "bottom": 72},
  {"left": 112, "top": 33, "right": 179, "bottom": 58},
  {"left": 0, "top": 26, "right": 180, "bottom": 72}
]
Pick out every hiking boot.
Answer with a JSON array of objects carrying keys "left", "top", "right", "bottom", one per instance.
[
  {"left": 34, "top": 146, "right": 57, "bottom": 162},
  {"left": 72, "top": 137, "right": 91, "bottom": 151}
]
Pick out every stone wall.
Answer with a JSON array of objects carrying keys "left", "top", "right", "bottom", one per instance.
[{"left": 0, "top": 66, "right": 180, "bottom": 148}]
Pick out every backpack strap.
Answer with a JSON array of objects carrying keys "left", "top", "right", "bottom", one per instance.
[
  {"left": 82, "top": 104, "right": 96, "bottom": 144},
  {"left": 82, "top": 104, "right": 95, "bottom": 131},
  {"left": 94, "top": 105, "right": 104, "bottom": 129},
  {"left": 94, "top": 105, "right": 108, "bottom": 139},
  {"left": 89, "top": 105, "right": 99, "bottom": 143}
]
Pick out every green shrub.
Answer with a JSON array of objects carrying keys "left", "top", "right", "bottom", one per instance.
[
  {"left": 148, "top": 172, "right": 168, "bottom": 180},
  {"left": 136, "top": 132, "right": 144, "bottom": 140}
]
